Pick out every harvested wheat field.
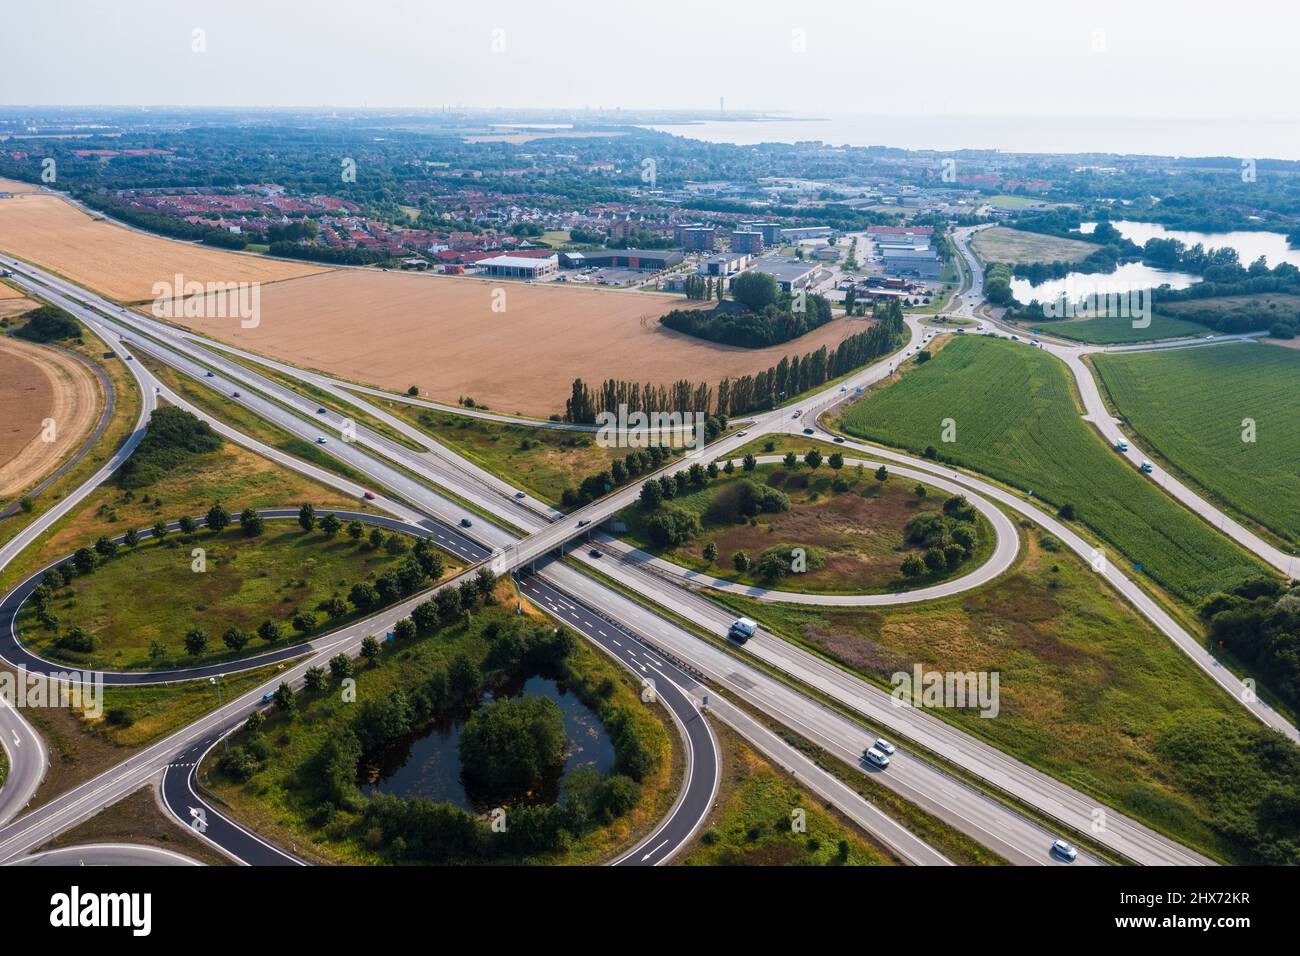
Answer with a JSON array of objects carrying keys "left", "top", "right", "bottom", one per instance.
[
  {"left": 0, "top": 335, "right": 102, "bottom": 498},
  {"left": 0, "top": 177, "right": 42, "bottom": 194},
  {"left": 171, "top": 268, "right": 876, "bottom": 417},
  {"left": 0, "top": 193, "right": 329, "bottom": 302}
]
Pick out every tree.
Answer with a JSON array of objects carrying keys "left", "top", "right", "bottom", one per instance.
[
  {"left": 94, "top": 535, "right": 118, "bottom": 557},
  {"left": 347, "top": 520, "right": 365, "bottom": 541},
  {"left": 742, "top": 453, "right": 757, "bottom": 472},
  {"left": 923, "top": 548, "right": 947, "bottom": 573},
  {"left": 368, "top": 527, "right": 384, "bottom": 549},
  {"left": 702, "top": 541, "right": 718, "bottom": 563},
  {"left": 475, "top": 566, "right": 497, "bottom": 600},
  {"left": 329, "top": 653, "right": 354, "bottom": 681},
  {"left": 206, "top": 502, "right": 231, "bottom": 532},
  {"left": 292, "top": 611, "right": 317, "bottom": 634},
  {"left": 273, "top": 681, "right": 295, "bottom": 715},
  {"left": 828, "top": 452, "right": 844, "bottom": 470},
  {"left": 298, "top": 503, "right": 316, "bottom": 532},
  {"left": 411, "top": 600, "right": 439, "bottom": 632},
  {"left": 733, "top": 550, "right": 751, "bottom": 572},
  {"left": 459, "top": 696, "right": 567, "bottom": 796},
  {"left": 123, "top": 528, "right": 140, "bottom": 548},
  {"left": 361, "top": 635, "right": 382, "bottom": 663},
  {"left": 900, "top": 554, "right": 925, "bottom": 578},
  {"left": 178, "top": 515, "right": 198, "bottom": 535},
  {"left": 1057, "top": 502, "right": 1077, "bottom": 521},
  {"left": 914, "top": 483, "right": 927, "bottom": 498},
  {"left": 257, "top": 618, "right": 282, "bottom": 643},
  {"left": 639, "top": 479, "right": 663, "bottom": 510},
  {"left": 723, "top": 459, "right": 735, "bottom": 474},
  {"left": 320, "top": 513, "right": 342, "bottom": 537},
  {"left": 435, "top": 587, "right": 462, "bottom": 620},
  {"left": 152, "top": 520, "right": 168, "bottom": 540},
  {"left": 240, "top": 508, "right": 264, "bottom": 536},
  {"left": 73, "top": 547, "right": 97, "bottom": 575},
  {"left": 324, "top": 596, "right": 348, "bottom": 619},
  {"left": 731, "top": 270, "right": 780, "bottom": 312},
  {"left": 244, "top": 710, "right": 265, "bottom": 735},
  {"left": 148, "top": 640, "right": 167, "bottom": 660},
  {"left": 349, "top": 582, "right": 380, "bottom": 611},
  {"left": 393, "top": 618, "right": 417, "bottom": 641},
  {"left": 222, "top": 628, "right": 251, "bottom": 653},
  {"left": 183, "top": 628, "right": 209, "bottom": 656},
  {"left": 875, "top": 465, "right": 888, "bottom": 482},
  {"left": 303, "top": 666, "right": 327, "bottom": 692},
  {"left": 783, "top": 452, "right": 798, "bottom": 469},
  {"left": 805, "top": 449, "right": 822, "bottom": 470}
]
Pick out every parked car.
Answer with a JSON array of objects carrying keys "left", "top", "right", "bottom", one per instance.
[{"left": 1051, "top": 839, "right": 1078, "bottom": 862}]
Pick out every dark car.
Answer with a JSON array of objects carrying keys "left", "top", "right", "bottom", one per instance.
[
  {"left": 459, "top": 518, "right": 472, "bottom": 528},
  {"left": 803, "top": 427, "right": 814, "bottom": 435},
  {"left": 588, "top": 549, "right": 601, "bottom": 559},
  {"left": 834, "top": 436, "right": 845, "bottom": 443}
]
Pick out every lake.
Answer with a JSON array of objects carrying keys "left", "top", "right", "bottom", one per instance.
[
  {"left": 1010, "top": 261, "right": 1200, "bottom": 306},
  {"left": 1080, "top": 221, "right": 1300, "bottom": 269},
  {"left": 359, "top": 674, "right": 615, "bottom": 810}
]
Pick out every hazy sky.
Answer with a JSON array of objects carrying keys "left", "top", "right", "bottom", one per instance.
[{"left": 4, "top": 0, "right": 1297, "bottom": 118}]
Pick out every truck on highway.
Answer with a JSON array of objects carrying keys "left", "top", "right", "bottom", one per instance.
[{"left": 728, "top": 618, "right": 758, "bottom": 643}]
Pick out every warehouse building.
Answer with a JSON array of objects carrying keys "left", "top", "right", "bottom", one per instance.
[
  {"left": 559, "top": 249, "right": 684, "bottom": 270},
  {"left": 751, "top": 257, "right": 821, "bottom": 292},
  {"left": 478, "top": 253, "right": 559, "bottom": 279}
]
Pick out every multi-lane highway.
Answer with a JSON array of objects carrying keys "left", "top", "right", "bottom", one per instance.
[{"left": 0, "top": 223, "right": 1275, "bottom": 869}]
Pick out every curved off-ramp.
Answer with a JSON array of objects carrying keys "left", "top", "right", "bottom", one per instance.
[{"left": 9, "top": 842, "right": 201, "bottom": 866}]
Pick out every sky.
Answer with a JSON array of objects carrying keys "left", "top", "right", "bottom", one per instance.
[{"left": 3, "top": 0, "right": 1297, "bottom": 120}]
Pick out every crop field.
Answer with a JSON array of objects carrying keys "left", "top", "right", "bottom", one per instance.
[
  {"left": 0, "top": 193, "right": 326, "bottom": 301},
  {"left": 1027, "top": 312, "right": 1211, "bottom": 344},
  {"left": 166, "top": 268, "right": 873, "bottom": 418},
  {"left": 1160, "top": 293, "right": 1300, "bottom": 320},
  {"left": 840, "top": 335, "right": 1267, "bottom": 605},
  {"left": 1093, "top": 342, "right": 1300, "bottom": 543},
  {"left": 970, "top": 226, "right": 1095, "bottom": 265},
  {"left": 719, "top": 531, "right": 1289, "bottom": 864},
  {"left": 0, "top": 177, "right": 41, "bottom": 194},
  {"left": 0, "top": 335, "right": 102, "bottom": 498}
]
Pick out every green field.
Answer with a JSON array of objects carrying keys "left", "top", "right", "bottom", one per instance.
[
  {"left": 378, "top": 402, "right": 633, "bottom": 507},
  {"left": 1026, "top": 312, "right": 1211, "bottom": 344},
  {"left": 1094, "top": 343, "right": 1300, "bottom": 544},
  {"left": 717, "top": 530, "right": 1299, "bottom": 864},
  {"left": 617, "top": 464, "right": 994, "bottom": 595},
  {"left": 24, "top": 522, "right": 437, "bottom": 670},
  {"left": 840, "top": 335, "right": 1267, "bottom": 605},
  {"left": 682, "top": 725, "right": 892, "bottom": 866}
]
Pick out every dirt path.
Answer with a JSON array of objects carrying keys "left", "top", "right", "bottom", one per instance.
[{"left": 0, "top": 336, "right": 102, "bottom": 498}]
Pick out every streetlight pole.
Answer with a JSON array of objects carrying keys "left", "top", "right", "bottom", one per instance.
[{"left": 209, "top": 674, "right": 229, "bottom": 753}]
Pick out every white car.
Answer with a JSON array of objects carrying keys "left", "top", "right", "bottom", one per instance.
[
  {"left": 1051, "top": 839, "right": 1078, "bottom": 862},
  {"left": 316, "top": 436, "right": 327, "bottom": 444},
  {"left": 874, "top": 738, "right": 896, "bottom": 756},
  {"left": 864, "top": 747, "right": 890, "bottom": 769},
  {"left": 1115, "top": 440, "right": 1129, "bottom": 452}
]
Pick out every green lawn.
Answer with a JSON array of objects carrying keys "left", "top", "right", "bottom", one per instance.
[
  {"left": 840, "top": 335, "right": 1268, "bottom": 606},
  {"left": 377, "top": 402, "right": 632, "bottom": 507},
  {"left": 1093, "top": 342, "right": 1300, "bottom": 544},
  {"left": 717, "top": 530, "right": 1298, "bottom": 864},
  {"left": 682, "top": 725, "right": 892, "bottom": 866},
  {"left": 1025, "top": 312, "right": 1211, "bottom": 344},
  {"left": 24, "top": 522, "right": 438, "bottom": 670},
  {"left": 618, "top": 464, "right": 994, "bottom": 595}
]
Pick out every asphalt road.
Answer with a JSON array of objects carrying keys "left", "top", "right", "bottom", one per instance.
[
  {"left": 9, "top": 842, "right": 201, "bottom": 866},
  {"left": 0, "top": 250, "right": 1230, "bottom": 867}
]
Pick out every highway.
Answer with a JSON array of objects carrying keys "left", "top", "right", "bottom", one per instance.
[
  {"left": 10, "top": 843, "right": 201, "bottom": 866},
  {"left": 0, "top": 241, "right": 1246, "bottom": 867}
]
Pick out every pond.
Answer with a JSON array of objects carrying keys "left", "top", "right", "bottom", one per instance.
[
  {"left": 359, "top": 674, "right": 615, "bottom": 811},
  {"left": 1079, "top": 220, "right": 1300, "bottom": 270},
  {"left": 1010, "top": 261, "right": 1201, "bottom": 306}
]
